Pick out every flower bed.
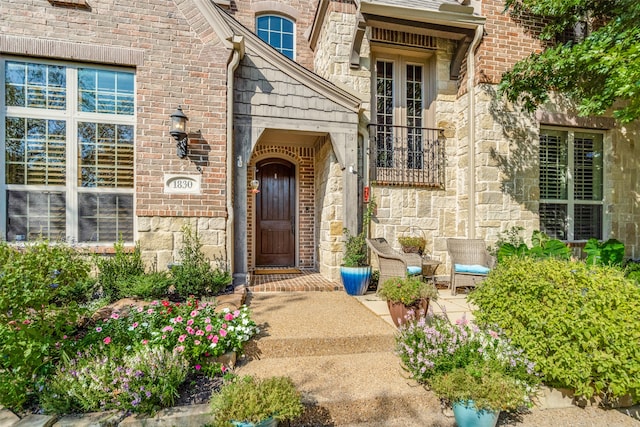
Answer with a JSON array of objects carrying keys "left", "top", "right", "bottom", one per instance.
[
  {"left": 37, "top": 299, "right": 259, "bottom": 414},
  {"left": 0, "top": 236, "right": 259, "bottom": 415}
]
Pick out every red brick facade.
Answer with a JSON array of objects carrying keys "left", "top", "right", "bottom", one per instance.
[
  {"left": 1, "top": 0, "right": 230, "bottom": 219},
  {"left": 226, "top": 0, "right": 318, "bottom": 70},
  {"left": 476, "top": 0, "right": 546, "bottom": 84}
]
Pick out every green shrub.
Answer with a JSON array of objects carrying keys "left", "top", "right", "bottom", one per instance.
[
  {"left": 118, "top": 272, "right": 172, "bottom": 300},
  {"left": 584, "top": 238, "right": 625, "bottom": 266},
  {"left": 624, "top": 260, "right": 640, "bottom": 284},
  {"left": 489, "top": 226, "right": 525, "bottom": 256},
  {"left": 95, "top": 240, "right": 145, "bottom": 301},
  {"left": 342, "top": 228, "right": 368, "bottom": 267},
  {"left": 469, "top": 257, "right": 640, "bottom": 401},
  {"left": 210, "top": 376, "right": 303, "bottom": 426},
  {"left": 397, "top": 236, "right": 426, "bottom": 255},
  {"left": 496, "top": 230, "right": 571, "bottom": 262},
  {"left": 377, "top": 276, "right": 438, "bottom": 305},
  {"left": 41, "top": 345, "right": 188, "bottom": 414},
  {"left": 0, "top": 240, "right": 91, "bottom": 410},
  {"left": 170, "top": 226, "right": 231, "bottom": 299},
  {"left": 341, "top": 196, "right": 376, "bottom": 268},
  {"left": 430, "top": 367, "right": 534, "bottom": 412}
]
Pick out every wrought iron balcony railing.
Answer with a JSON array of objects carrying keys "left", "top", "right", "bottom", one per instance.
[{"left": 368, "top": 124, "right": 445, "bottom": 187}]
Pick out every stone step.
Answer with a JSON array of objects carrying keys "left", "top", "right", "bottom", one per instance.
[
  {"left": 12, "top": 414, "right": 57, "bottom": 427},
  {"left": 0, "top": 408, "right": 20, "bottom": 426},
  {"left": 234, "top": 351, "right": 452, "bottom": 426}
]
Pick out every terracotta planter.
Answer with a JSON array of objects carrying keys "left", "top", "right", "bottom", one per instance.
[
  {"left": 387, "top": 298, "right": 429, "bottom": 327},
  {"left": 202, "top": 351, "right": 237, "bottom": 370}
]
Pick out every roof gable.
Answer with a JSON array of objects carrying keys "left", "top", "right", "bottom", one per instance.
[{"left": 194, "top": 0, "right": 361, "bottom": 113}]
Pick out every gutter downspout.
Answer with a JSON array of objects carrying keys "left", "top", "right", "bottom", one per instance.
[
  {"left": 467, "top": 24, "right": 483, "bottom": 239},
  {"left": 226, "top": 35, "right": 244, "bottom": 283}
]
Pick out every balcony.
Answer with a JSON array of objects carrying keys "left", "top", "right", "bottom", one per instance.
[{"left": 368, "top": 124, "right": 445, "bottom": 187}]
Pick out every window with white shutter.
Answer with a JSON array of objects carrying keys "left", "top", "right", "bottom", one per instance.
[
  {"left": 2, "top": 58, "right": 135, "bottom": 242},
  {"left": 539, "top": 128, "right": 603, "bottom": 240}
]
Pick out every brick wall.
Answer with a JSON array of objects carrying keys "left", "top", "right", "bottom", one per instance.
[
  {"left": 0, "top": 0, "right": 230, "bottom": 219},
  {"left": 225, "top": 0, "right": 317, "bottom": 70},
  {"left": 476, "top": 0, "right": 546, "bottom": 84},
  {"left": 1, "top": 0, "right": 231, "bottom": 267}
]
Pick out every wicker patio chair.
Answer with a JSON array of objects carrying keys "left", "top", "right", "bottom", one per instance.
[
  {"left": 366, "top": 238, "right": 423, "bottom": 290},
  {"left": 446, "top": 238, "right": 495, "bottom": 296}
]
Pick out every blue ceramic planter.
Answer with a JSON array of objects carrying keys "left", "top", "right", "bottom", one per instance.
[
  {"left": 452, "top": 400, "right": 499, "bottom": 427},
  {"left": 231, "top": 417, "right": 277, "bottom": 427},
  {"left": 340, "top": 266, "right": 372, "bottom": 295}
]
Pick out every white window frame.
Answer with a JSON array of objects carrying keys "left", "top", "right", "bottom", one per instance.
[
  {"left": 256, "top": 14, "right": 296, "bottom": 60},
  {"left": 539, "top": 126, "right": 606, "bottom": 241},
  {"left": 372, "top": 51, "right": 433, "bottom": 130},
  {"left": 369, "top": 49, "right": 444, "bottom": 186},
  {"left": 1, "top": 56, "right": 136, "bottom": 243}
]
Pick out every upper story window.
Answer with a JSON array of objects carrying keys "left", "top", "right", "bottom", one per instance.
[
  {"left": 369, "top": 54, "right": 443, "bottom": 187},
  {"left": 2, "top": 58, "right": 135, "bottom": 243},
  {"left": 539, "top": 128, "right": 604, "bottom": 241},
  {"left": 256, "top": 15, "right": 295, "bottom": 60}
]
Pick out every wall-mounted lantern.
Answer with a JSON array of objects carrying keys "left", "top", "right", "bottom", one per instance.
[
  {"left": 170, "top": 106, "right": 189, "bottom": 159},
  {"left": 250, "top": 179, "right": 260, "bottom": 194}
]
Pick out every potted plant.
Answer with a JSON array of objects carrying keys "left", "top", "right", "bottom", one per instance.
[
  {"left": 377, "top": 276, "right": 438, "bottom": 327},
  {"left": 396, "top": 315, "right": 539, "bottom": 427},
  {"left": 398, "top": 235, "right": 427, "bottom": 256},
  {"left": 340, "top": 197, "right": 376, "bottom": 296},
  {"left": 341, "top": 228, "right": 371, "bottom": 295},
  {"left": 430, "top": 367, "right": 532, "bottom": 427},
  {"left": 210, "top": 375, "right": 304, "bottom": 427}
]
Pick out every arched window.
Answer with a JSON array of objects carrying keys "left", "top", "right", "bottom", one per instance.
[{"left": 256, "top": 15, "right": 295, "bottom": 60}]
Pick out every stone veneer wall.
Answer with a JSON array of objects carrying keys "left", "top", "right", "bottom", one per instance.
[
  {"left": 313, "top": 0, "right": 370, "bottom": 115},
  {"left": 465, "top": 84, "right": 540, "bottom": 244},
  {"left": 137, "top": 216, "right": 227, "bottom": 272},
  {"left": 312, "top": 1, "right": 474, "bottom": 272},
  {"left": 315, "top": 137, "right": 343, "bottom": 281}
]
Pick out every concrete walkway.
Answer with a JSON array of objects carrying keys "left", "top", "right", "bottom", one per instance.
[{"left": 235, "top": 290, "right": 454, "bottom": 426}]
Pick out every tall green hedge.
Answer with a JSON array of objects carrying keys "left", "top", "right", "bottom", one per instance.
[
  {"left": 0, "top": 241, "right": 92, "bottom": 410},
  {"left": 469, "top": 257, "right": 640, "bottom": 402}
]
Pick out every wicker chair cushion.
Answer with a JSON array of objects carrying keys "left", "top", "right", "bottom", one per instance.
[
  {"left": 407, "top": 266, "right": 422, "bottom": 276},
  {"left": 454, "top": 264, "right": 491, "bottom": 275}
]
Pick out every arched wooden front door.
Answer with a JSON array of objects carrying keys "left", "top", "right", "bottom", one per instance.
[{"left": 255, "top": 159, "right": 296, "bottom": 266}]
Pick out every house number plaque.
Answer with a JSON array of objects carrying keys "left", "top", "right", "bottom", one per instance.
[{"left": 164, "top": 174, "right": 201, "bottom": 194}]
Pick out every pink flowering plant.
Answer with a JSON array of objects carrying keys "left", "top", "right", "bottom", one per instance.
[
  {"left": 396, "top": 314, "right": 539, "bottom": 411},
  {"left": 80, "top": 299, "right": 259, "bottom": 376}
]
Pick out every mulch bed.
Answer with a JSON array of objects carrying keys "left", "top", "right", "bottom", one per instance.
[{"left": 175, "top": 372, "right": 224, "bottom": 407}]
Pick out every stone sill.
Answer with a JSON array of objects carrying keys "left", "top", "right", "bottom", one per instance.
[{"left": 536, "top": 386, "right": 637, "bottom": 410}]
